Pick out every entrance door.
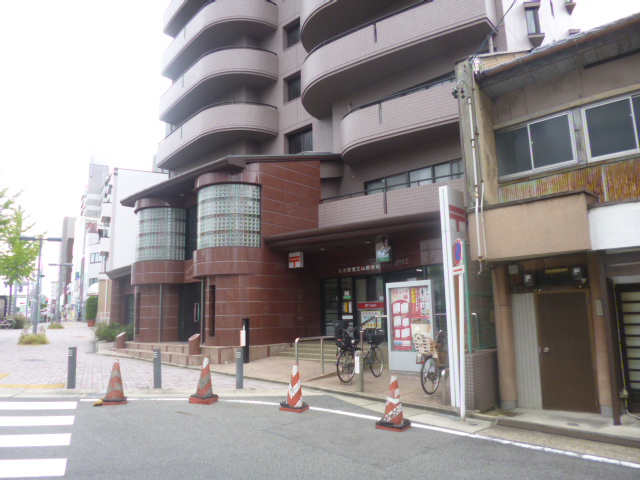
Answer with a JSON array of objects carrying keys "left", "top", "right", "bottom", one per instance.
[
  {"left": 616, "top": 285, "right": 640, "bottom": 413},
  {"left": 536, "top": 291, "right": 598, "bottom": 413},
  {"left": 179, "top": 282, "right": 201, "bottom": 341}
]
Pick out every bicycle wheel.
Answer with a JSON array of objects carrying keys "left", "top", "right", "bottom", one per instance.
[
  {"left": 420, "top": 357, "right": 440, "bottom": 395},
  {"left": 336, "top": 350, "right": 355, "bottom": 383},
  {"left": 369, "top": 346, "right": 384, "bottom": 377},
  {"left": 1, "top": 319, "right": 14, "bottom": 330}
]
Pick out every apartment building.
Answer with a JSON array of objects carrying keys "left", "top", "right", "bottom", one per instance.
[
  {"left": 457, "top": 13, "right": 640, "bottom": 419},
  {"left": 120, "top": 0, "right": 574, "bottom": 390}
]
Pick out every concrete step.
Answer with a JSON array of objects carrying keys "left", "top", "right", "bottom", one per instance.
[{"left": 113, "top": 348, "right": 206, "bottom": 367}]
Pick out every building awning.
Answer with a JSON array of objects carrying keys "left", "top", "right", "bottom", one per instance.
[{"left": 87, "top": 283, "right": 99, "bottom": 296}]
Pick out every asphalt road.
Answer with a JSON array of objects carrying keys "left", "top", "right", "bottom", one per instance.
[{"left": 1, "top": 396, "right": 638, "bottom": 480}]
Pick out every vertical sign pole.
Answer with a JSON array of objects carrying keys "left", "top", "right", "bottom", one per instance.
[{"left": 458, "top": 245, "right": 466, "bottom": 421}]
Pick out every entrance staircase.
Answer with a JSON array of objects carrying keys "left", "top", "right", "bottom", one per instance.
[
  {"left": 276, "top": 340, "right": 389, "bottom": 367},
  {"left": 112, "top": 341, "right": 207, "bottom": 367}
]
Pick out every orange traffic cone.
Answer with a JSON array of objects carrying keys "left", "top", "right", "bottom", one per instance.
[
  {"left": 189, "top": 358, "right": 219, "bottom": 405},
  {"left": 279, "top": 364, "right": 309, "bottom": 413},
  {"left": 94, "top": 360, "right": 128, "bottom": 406},
  {"left": 375, "top": 375, "right": 411, "bottom": 432}
]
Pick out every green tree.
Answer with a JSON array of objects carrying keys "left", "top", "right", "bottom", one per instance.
[
  {"left": 0, "top": 206, "right": 40, "bottom": 317},
  {"left": 85, "top": 296, "right": 98, "bottom": 321}
]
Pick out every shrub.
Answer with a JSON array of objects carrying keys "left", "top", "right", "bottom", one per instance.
[
  {"left": 48, "top": 322, "right": 65, "bottom": 329},
  {"left": 95, "top": 322, "right": 133, "bottom": 342},
  {"left": 85, "top": 296, "right": 98, "bottom": 321},
  {"left": 11, "top": 314, "right": 28, "bottom": 330},
  {"left": 18, "top": 332, "right": 49, "bottom": 345}
]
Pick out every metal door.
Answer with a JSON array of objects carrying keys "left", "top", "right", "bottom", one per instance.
[
  {"left": 536, "top": 291, "right": 598, "bottom": 413},
  {"left": 179, "top": 282, "right": 201, "bottom": 341}
]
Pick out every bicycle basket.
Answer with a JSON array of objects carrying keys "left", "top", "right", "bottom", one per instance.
[
  {"left": 364, "top": 329, "right": 385, "bottom": 346},
  {"left": 335, "top": 330, "right": 352, "bottom": 350}
]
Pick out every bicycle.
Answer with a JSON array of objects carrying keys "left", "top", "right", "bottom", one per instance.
[
  {"left": 414, "top": 330, "right": 447, "bottom": 395},
  {"left": 335, "top": 326, "right": 385, "bottom": 383},
  {"left": 0, "top": 318, "right": 16, "bottom": 330}
]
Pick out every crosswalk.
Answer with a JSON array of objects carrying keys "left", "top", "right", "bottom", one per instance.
[{"left": 0, "top": 401, "right": 76, "bottom": 479}]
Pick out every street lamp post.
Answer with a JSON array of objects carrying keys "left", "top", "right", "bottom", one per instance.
[
  {"left": 49, "top": 263, "right": 73, "bottom": 322},
  {"left": 19, "top": 236, "right": 62, "bottom": 335}
]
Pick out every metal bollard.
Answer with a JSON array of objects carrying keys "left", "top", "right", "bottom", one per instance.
[
  {"left": 236, "top": 349, "right": 243, "bottom": 389},
  {"left": 67, "top": 347, "right": 77, "bottom": 389},
  {"left": 153, "top": 349, "right": 162, "bottom": 389},
  {"left": 355, "top": 350, "right": 364, "bottom": 393}
]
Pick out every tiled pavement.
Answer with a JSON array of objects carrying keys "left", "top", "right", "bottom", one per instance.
[{"left": 0, "top": 323, "right": 279, "bottom": 395}]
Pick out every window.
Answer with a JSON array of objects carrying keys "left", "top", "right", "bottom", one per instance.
[
  {"left": 495, "top": 114, "right": 575, "bottom": 178},
  {"left": 288, "top": 128, "right": 313, "bottom": 154},
  {"left": 90, "top": 253, "right": 101, "bottom": 264},
  {"left": 286, "top": 73, "right": 301, "bottom": 102},
  {"left": 583, "top": 95, "right": 640, "bottom": 161},
  {"left": 525, "top": 5, "right": 541, "bottom": 35},
  {"left": 88, "top": 278, "right": 98, "bottom": 287},
  {"left": 285, "top": 20, "right": 300, "bottom": 48},
  {"left": 365, "top": 159, "right": 462, "bottom": 193}
]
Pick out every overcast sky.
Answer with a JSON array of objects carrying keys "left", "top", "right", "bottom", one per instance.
[{"left": 0, "top": 0, "right": 638, "bottom": 294}]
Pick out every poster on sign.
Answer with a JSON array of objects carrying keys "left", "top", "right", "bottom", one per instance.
[{"left": 387, "top": 280, "right": 433, "bottom": 359}]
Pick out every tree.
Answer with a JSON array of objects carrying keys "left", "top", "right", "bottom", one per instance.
[
  {"left": 85, "top": 296, "right": 98, "bottom": 321},
  {"left": 0, "top": 206, "right": 40, "bottom": 317}
]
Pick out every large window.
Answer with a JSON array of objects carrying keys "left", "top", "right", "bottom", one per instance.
[
  {"left": 495, "top": 113, "right": 575, "bottom": 178},
  {"left": 525, "top": 5, "right": 541, "bottom": 35},
  {"left": 365, "top": 159, "right": 462, "bottom": 194},
  {"left": 135, "top": 207, "right": 186, "bottom": 261},
  {"left": 288, "top": 128, "right": 313, "bottom": 154},
  {"left": 584, "top": 95, "right": 640, "bottom": 161},
  {"left": 198, "top": 184, "right": 261, "bottom": 248}
]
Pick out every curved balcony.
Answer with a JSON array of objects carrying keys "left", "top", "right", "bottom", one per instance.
[
  {"left": 162, "top": 0, "right": 278, "bottom": 80},
  {"left": 302, "top": 0, "right": 496, "bottom": 118},
  {"left": 340, "top": 81, "right": 458, "bottom": 163},
  {"left": 160, "top": 47, "right": 278, "bottom": 125},
  {"left": 300, "top": 0, "right": 392, "bottom": 52},
  {"left": 156, "top": 102, "right": 279, "bottom": 170},
  {"left": 164, "top": 0, "right": 209, "bottom": 37}
]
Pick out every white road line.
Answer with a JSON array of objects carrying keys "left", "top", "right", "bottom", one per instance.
[
  {"left": 0, "top": 416, "right": 75, "bottom": 427},
  {"left": 0, "top": 402, "right": 77, "bottom": 410},
  {"left": 0, "top": 458, "right": 67, "bottom": 478},
  {"left": 218, "top": 399, "right": 640, "bottom": 470},
  {"left": 0, "top": 434, "right": 71, "bottom": 448}
]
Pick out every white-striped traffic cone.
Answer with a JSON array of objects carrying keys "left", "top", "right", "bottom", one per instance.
[
  {"left": 279, "top": 364, "right": 309, "bottom": 413},
  {"left": 375, "top": 375, "right": 411, "bottom": 431}
]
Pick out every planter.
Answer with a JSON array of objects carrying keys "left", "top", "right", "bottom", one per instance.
[{"left": 87, "top": 320, "right": 96, "bottom": 327}]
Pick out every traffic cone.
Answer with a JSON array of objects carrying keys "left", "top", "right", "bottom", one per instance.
[
  {"left": 375, "top": 375, "right": 411, "bottom": 432},
  {"left": 94, "top": 360, "right": 128, "bottom": 406},
  {"left": 279, "top": 364, "right": 309, "bottom": 413},
  {"left": 189, "top": 358, "right": 219, "bottom": 405}
]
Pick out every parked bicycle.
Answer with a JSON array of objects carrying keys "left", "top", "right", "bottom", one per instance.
[
  {"left": 0, "top": 318, "right": 16, "bottom": 330},
  {"left": 335, "top": 325, "right": 385, "bottom": 383},
  {"left": 414, "top": 330, "right": 447, "bottom": 395}
]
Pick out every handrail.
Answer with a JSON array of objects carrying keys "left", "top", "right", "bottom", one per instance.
[
  {"left": 342, "top": 75, "right": 455, "bottom": 120},
  {"left": 307, "top": 0, "right": 434, "bottom": 56},
  {"left": 169, "top": 46, "right": 278, "bottom": 86},
  {"left": 320, "top": 170, "right": 462, "bottom": 204},
  {"left": 294, "top": 335, "right": 333, "bottom": 374},
  {"left": 164, "top": 101, "right": 278, "bottom": 139}
]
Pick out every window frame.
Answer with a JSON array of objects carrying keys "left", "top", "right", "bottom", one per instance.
[
  {"left": 582, "top": 94, "right": 640, "bottom": 163},
  {"left": 365, "top": 159, "right": 463, "bottom": 194},
  {"left": 525, "top": 6, "right": 541, "bottom": 35},
  {"left": 284, "top": 20, "right": 301, "bottom": 49},
  {"left": 285, "top": 73, "right": 301, "bottom": 103},
  {"left": 287, "top": 127, "right": 313, "bottom": 154},
  {"left": 495, "top": 112, "right": 577, "bottom": 181}
]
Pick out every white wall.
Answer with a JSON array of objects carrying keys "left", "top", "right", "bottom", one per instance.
[
  {"left": 109, "top": 169, "right": 168, "bottom": 271},
  {"left": 590, "top": 201, "right": 640, "bottom": 251}
]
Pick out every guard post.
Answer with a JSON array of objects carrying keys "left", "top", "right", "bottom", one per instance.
[
  {"left": 236, "top": 349, "right": 243, "bottom": 389},
  {"left": 355, "top": 350, "right": 364, "bottom": 393},
  {"left": 153, "top": 348, "right": 162, "bottom": 389},
  {"left": 67, "top": 347, "right": 76, "bottom": 389},
  {"left": 242, "top": 318, "right": 250, "bottom": 364}
]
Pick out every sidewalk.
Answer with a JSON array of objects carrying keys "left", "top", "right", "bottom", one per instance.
[{"left": 0, "top": 323, "right": 279, "bottom": 396}]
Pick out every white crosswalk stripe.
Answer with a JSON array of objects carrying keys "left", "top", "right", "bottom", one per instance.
[{"left": 0, "top": 401, "right": 77, "bottom": 478}]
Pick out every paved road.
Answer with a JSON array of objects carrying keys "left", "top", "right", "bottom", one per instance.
[
  {"left": 0, "top": 396, "right": 638, "bottom": 480},
  {"left": 0, "top": 323, "right": 278, "bottom": 394}
]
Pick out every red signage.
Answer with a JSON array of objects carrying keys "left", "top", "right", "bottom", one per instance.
[{"left": 357, "top": 302, "right": 385, "bottom": 310}]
